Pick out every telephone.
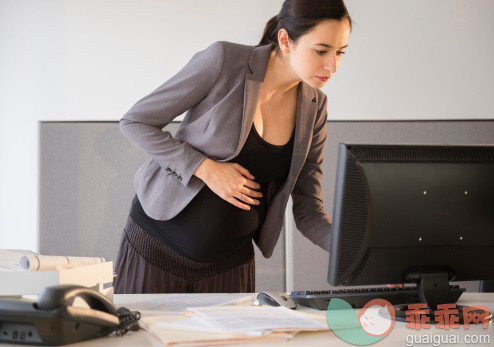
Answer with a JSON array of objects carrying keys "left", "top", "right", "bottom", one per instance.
[{"left": 0, "top": 284, "right": 140, "bottom": 345}]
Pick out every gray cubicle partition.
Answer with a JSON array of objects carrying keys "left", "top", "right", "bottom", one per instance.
[
  {"left": 40, "top": 120, "right": 494, "bottom": 293},
  {"left": 39, "top": 121, "right": 285, "bottom": 292}
]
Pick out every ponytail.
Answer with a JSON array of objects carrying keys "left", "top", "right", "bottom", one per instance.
[{"left": 257, "top": 15, "right": 279, "bottom": 47}]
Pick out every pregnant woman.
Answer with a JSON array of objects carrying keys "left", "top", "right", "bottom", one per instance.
[{"left": 114, "top": 0, "right": 352, "bottom": 293}]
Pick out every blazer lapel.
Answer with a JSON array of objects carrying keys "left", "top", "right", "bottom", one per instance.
[
  {"left": 287, "top": 81, "right": 317, "bottom": 187},
  {"left": 227, "top": 43, "right": 274, "bottom": 159}
]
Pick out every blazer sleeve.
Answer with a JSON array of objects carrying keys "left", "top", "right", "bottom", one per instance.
[
  {"left": 119, "top": 41, "right": 225, "bottom": 187},
  {"left": 291, "top": 94, "right": 332, "bottom": 252}
]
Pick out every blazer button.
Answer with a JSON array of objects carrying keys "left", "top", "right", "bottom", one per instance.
[
  {"left": 172, "top": 171, "right": 177, "bottom": 176},
  {"left": 166, "top": 167, "right": 172, "bottom": 173},
  {"left": 178, "top": 176, "right": 182, "bottom": 181}
]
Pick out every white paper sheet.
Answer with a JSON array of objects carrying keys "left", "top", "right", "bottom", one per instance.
[
  {"left": 157, "top": 316, "right": 228, "bottom": 334},
  {"left": 180, "top": 306, "right": 328, "bottom": 335},
  {"left": 129, "top": 294, "right": 255, "bottom": 313}
]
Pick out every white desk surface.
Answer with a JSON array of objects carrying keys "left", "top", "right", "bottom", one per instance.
[{"left": 3, "top": 293, "right": 494, "bottom": 346}]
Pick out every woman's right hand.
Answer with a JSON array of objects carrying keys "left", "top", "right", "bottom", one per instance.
[{"left": 194, "top": 158, "right": 262, "bottom": 210}]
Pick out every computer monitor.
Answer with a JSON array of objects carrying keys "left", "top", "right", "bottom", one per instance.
[{"left": 327, "top": 144, "right": 494, "bottom": 314}]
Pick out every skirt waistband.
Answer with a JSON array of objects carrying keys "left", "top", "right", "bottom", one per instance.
[{"left": 123, "top": 215, "right": 254, "bottom": 282}]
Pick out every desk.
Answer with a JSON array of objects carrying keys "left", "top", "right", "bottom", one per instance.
[{"left": 3, "top": 293, "right": 493, "bottom": 346}]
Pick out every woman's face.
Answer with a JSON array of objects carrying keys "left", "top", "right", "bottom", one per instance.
[{"left": 282, "top": 19, "right": 351, "bottom": 89}]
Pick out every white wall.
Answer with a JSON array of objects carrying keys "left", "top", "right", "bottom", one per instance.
[{"left": 1, "top": 0, "right": 493, "bottom": 250}]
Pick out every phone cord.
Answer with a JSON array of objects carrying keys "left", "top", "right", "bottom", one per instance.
[{"left": 116, "top": 306, "right": 141, "bottom": 336}]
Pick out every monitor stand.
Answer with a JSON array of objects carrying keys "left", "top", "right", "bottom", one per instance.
[{"left": 393, "top": 270, "right": 491, "bottom": 325}]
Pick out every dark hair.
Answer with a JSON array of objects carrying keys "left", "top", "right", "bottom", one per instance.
[{"left": 257, "top": 0, "right": 352, "bottom": 47}]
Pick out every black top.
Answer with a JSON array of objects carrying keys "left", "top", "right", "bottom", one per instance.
[{"left": 130, "top": 123, "right": 294, "bottom": 262}]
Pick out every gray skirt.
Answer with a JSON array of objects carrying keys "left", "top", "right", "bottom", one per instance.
[{"left": 113, "top": 216, "right": 255, "bottom": 293}]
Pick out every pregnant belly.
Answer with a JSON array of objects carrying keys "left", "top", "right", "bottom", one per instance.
[{"left": 150, "top": 184, "right": 268, "bottom": 262}]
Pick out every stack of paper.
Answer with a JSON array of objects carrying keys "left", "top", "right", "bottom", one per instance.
[
  {"left": 141, "top": 321, "right": 294, "bottom": 347},
  {"left": 0, "top": 261, "right": 114, "bottom": 300},
  {"left": 165, "top": 306, "right": 328, "bottom": 335},
  {"left": 151, "top": 305, "right": 329, "bottom": 346}
]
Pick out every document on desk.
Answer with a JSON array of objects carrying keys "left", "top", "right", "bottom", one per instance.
[
  {"left": 129, "top": 294, "right": 254, "bottom": 313},
  {"left": 158, "top": 306, "right": 328, "bottom": 336}
]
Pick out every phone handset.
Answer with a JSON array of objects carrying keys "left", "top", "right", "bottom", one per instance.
[
  {"left": 36, "top": 284, "right": 120, "bottom": 334},
  {"left": 36, "top": 284, "right": 117, "bottom": 315}
]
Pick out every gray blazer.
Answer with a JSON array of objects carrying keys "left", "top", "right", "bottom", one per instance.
[{"left": 120, "top": 41, "right": 332, "bottom": 258}]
